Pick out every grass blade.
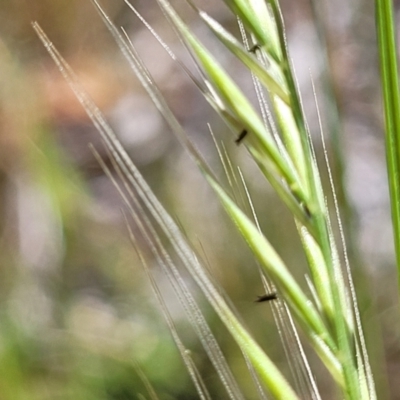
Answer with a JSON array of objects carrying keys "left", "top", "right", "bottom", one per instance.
[{"left": 375, "top": 0, "right": 400, "bottom": 293}]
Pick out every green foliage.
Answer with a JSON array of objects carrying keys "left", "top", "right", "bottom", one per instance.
[
  {"left": 2, "top": 0, "right": 399, "bottom": 398},
  {"left": 376, "top": 0, "right": 400, "bottom": 293}
]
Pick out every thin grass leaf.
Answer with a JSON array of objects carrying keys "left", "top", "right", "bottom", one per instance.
[{"left": 376, "top": 0, "right": 400, "bottom": 294}]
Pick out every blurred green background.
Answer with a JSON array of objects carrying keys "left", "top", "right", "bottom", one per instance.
[{"left": 0, "top": 0, "right": 399, "bottom": 398}]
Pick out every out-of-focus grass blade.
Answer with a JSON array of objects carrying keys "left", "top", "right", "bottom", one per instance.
[
  {"left": 376, "top": 0, "right": 400, "bottom": 291},
  {"left": 97, "top": 154, "right": 214, "bottom": 400}
]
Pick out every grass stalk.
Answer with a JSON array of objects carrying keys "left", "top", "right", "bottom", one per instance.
[
  {"left": 34, "top": 0, "right": 383, "bottom": 398},
  {"left": 375, "top": 0, "right": 400, "bottom": 298}
]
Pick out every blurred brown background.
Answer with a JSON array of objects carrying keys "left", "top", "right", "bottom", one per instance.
[{"left": 0, "top": 0, "right": 398, "bottom": 399}]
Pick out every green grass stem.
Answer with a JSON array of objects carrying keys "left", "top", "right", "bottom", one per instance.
[{"left": 376, "top": 0, "right": 400, "bottom": 298}]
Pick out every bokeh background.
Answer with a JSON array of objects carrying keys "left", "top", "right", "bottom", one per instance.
[{"left": 0, "top": 0, "right": 399, "bottom": 398}]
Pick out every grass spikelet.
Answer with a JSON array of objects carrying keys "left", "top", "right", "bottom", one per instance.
[{"left": 33, "top": 0, "right": 384, "bottom": 398}]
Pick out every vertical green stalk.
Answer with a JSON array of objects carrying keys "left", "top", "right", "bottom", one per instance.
[{"left": 376, "top": 0, "right": 400, "bottom": 293}]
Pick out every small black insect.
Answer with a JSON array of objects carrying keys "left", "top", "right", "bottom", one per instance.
[
  {"left": 249, "top": 44, "right": 261, "bottom": 54},
  {"left": 235, "top": 129, "right": 248, "bottom": 145},
  {"left": 255, "top": 292, "right": 278, "bottom": 303},
  {"left": 303, "top": 204, "right": 312, "bottom": 219}
]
